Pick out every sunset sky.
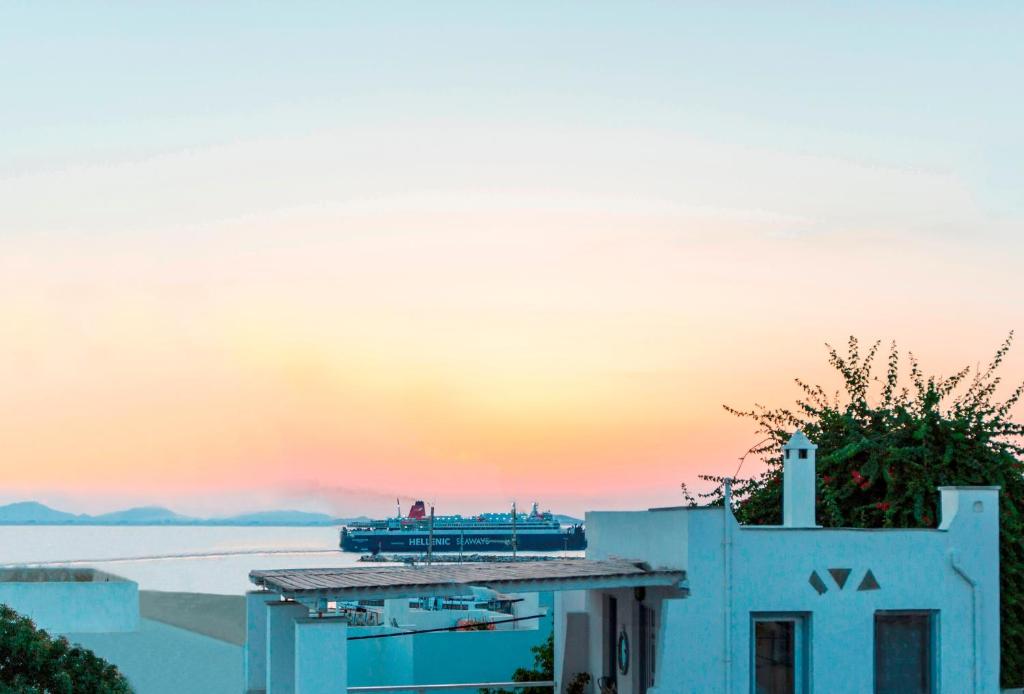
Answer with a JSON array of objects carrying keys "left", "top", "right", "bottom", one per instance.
[{"left": 2, "top": 3, "right": 1022, "bottom": 517}]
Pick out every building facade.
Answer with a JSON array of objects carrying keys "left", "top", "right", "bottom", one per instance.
[
  {"left": 0, "top": 567, "right": 138, "bottom": 634},
  {"left": 554, "top": 432, "right": 1000, "bottom": 694},
  {"left": 244, "top": 560, "right": 682, "bottom": 693}
]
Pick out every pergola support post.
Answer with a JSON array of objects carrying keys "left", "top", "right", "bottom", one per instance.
[
  {"left": 245, "top": 591, "right": 279, "bottom": 692},
  {"left": 267, "top": 600, "right": 310, "bottom": 693},
  {"left": 295, "top": 616, "right": 349, "bottom": 694}
]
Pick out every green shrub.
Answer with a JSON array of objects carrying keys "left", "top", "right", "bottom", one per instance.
[
  {"left": 481, "top": 633, "right": 553, "bottom": 694},
  {"left": 0, "top": 603, "right": 132, "bottom": 693},
  {"left": 566, "top": 672, "right": 591, "bottom": 694}
]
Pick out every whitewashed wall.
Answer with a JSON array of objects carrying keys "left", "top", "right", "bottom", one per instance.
[
  {"left": 0, "top": 569, "right": 138, "bottom": 634},
  {"left": 557, "top": 487, "right": 1000, "bottom": 694}
]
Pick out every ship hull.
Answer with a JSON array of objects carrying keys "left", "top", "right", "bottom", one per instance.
[{"left": 340, "top": 530, "right": 586, "bottom": 553}]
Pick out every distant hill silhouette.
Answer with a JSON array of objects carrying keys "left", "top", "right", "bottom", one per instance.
[
  {"left": 210, "top": 510, "right": 339, "bottom": 525},
  {"left": 0, "top": 501, "right": 578, "bottom": 527},
  {"left": 91, "top": 506, "right": 192, "bottom": 524},
  {"left": 0, "top": 501, "right": 357, "bottom": 526},
  {"left": 0, "top": 501, "right": 83, "bottom": 524}
]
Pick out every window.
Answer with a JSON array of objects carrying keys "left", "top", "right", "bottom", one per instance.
[
  {"left": 798, "top": 448, "right": 808, "bottom": 459},
  {"left": 875, "top": 612, "right": 935, "bottom": 694},
  {"left": 752, "top": 614, "right": 807, "bottom": 694},
  {"left": 639, "top": 605, "right": 656, "bottom": 693},
  {"left": 605, "top": 596, "right": 618, "bottom": 686}
]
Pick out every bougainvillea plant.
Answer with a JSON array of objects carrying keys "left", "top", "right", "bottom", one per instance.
[{"left": 696, "top": 335, "right": 1024, "bottom": 687}]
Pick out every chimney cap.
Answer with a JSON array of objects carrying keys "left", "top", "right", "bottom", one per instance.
[{"left": 783, "top": 430, "right": 818, "bottom": 450}]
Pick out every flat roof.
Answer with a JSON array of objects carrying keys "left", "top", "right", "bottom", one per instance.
[
  {"left": 250, "top": 559, "right": 684, "bottom": 601},
  {"left": 0, "top": 568, "right": 132, "bottom": 584},
  {"left": 140, "top": 591, "right": 246, "bottom": 646}
]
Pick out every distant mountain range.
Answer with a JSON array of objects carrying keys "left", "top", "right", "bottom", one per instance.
[
  {"left": 0, "top": 501, "right": 369, "bottom": 527},
  {"left": 0, "top": 501, "right": 583, "bottom": 527}
]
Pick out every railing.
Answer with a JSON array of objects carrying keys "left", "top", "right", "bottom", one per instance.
[{"left": 349, "top": 681, "right": 555, "bottom": 692}]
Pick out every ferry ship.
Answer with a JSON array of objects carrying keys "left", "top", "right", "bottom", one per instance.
[{"left": 340, "top": 501, "right": 586, "bottom": 553}]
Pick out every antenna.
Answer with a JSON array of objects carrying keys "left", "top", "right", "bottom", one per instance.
[
  {"left": 427, "top": 504, "right": 435, "bottom": 565},
  {"left": 511, "top": 501, "right": 518, "bottom": 560}
]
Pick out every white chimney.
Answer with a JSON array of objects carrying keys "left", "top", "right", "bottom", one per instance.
[{"left": 782, "top": 430, "right": 818, "bottom": 528}]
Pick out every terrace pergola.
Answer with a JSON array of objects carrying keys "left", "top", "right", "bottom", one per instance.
[{"left": 244, "top": 559, "right": 686, "bottom": 694}]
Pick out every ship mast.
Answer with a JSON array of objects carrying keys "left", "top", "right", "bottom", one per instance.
[
  {"left": 427, "top": 504, "right": 435, "bottom": 565},
  {"left": 511, "top": 501, "right": 518, "bottom": 559}
]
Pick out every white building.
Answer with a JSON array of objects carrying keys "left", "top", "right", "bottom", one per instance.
[
  {"left": 243, "top": 561, "right": 683, "bottom": 693},
  {"left": 0, "top": 567, "right": 138, "bottom": 633},
  {"left": 0, "top": 571, "right": 245, "bottom": 692},
  {"left": 554, "top": 431, "right": 1000, "bottom": 694}
]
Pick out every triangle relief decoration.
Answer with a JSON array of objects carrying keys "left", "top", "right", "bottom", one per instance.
[
  {"left": 857, "top": 569, "right": 881, "bottom": 591},
  {"left": 828, "top": 568, "right": 852, "bottom": 590},
  {"left": 808, "top": 570, "right": 828, "bottom": 595}
]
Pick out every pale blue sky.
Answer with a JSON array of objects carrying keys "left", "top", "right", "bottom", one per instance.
[{"left": 3, "top": 2, "right": 1022, "bottom": 223}]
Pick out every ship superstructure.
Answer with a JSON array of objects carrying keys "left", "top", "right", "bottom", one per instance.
[{"left": 340, "top": 501, "right": 586, "bottom": 553}]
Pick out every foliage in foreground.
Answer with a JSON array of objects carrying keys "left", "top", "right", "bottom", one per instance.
[
  {"left": 0, "top": 604, "right": 132, "bottom": 694},
  {"left": 481, "top": 631, "right": 591, "bottom": 694},
  {"left": 693, "top": 335, "right": 1024, "bottom": 687},
  {"left": 481, "top": 633, "right": 553, "bottom": 694}
]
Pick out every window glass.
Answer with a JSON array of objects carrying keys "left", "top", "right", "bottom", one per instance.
[
  {"left": 605, "top": 596, "right": 617, "bottom": 683},
  {"left": 639, "top": 605, "right": 656, "bottom": 693},
  {"left": 755, "top": 620, "right": 795, "bottom": 694},
  {"left": 875, "top": 613, "right": 933, "bottom": 694}
]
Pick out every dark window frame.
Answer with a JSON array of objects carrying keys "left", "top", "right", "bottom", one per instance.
[
  {"left": 638, "top": 604, "right": 656, "bottom": 693},
  {"left": 605, "top": 595, "right": 618, "bottom": 685},
  {"left": 874, "top": 610, "right": 938, "bottom": 694}
]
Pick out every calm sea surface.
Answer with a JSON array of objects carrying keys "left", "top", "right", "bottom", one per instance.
[{"left": 0, "top": 526, "right": 581, "bottom": 595}]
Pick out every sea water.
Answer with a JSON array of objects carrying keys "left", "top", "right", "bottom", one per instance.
[{"left": 0, "top": 526, "right": 581, "bottom": 594}]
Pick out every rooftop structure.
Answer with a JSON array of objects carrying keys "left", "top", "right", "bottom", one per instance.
[
  {"left": 0, "top": 567, "right": 138, "bottom": 634},
  {"left": 782, "top": 429, "right": 818, "bottom": 528},
  {"left": 249, "top": 559, "right": 683, "bottom": 602},
  {"left": 243, "top": 430, "right": 1002, "bottom": 694},
  {"left": 556, "top": 431, "right": 1001, "bottom": 694},
  {"left": 244, "top": 560, "right": 686, "bottom": 693}
]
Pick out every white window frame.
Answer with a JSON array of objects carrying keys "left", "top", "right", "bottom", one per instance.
[{"left": 751, "top": 612, "right": 810, "bottom": 694}]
